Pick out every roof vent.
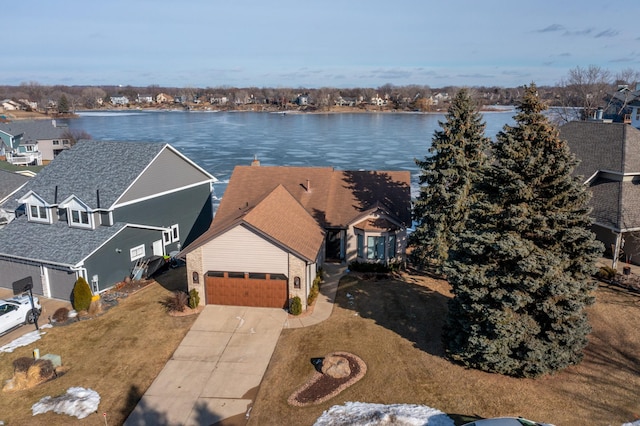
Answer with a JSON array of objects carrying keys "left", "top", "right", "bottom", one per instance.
[{"left": 251, "top": 155, "right": 260, "bottom": 167}]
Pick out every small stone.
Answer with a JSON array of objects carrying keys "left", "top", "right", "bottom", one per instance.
[{"left": 321, "top": 356, "right": 351, "bottom": 379}]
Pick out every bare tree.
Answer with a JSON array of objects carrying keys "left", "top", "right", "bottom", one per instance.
[
  {"left": 81, "top": 87, "right": 107, "bottom": 109},
  {"left": 556, "top": 65, "right": 613, "bottom": 122}
]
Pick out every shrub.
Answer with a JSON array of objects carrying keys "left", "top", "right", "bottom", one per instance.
[
  {"left": 52, "top": 307, "right": 69, "bottom": 323},
  {"left": 188, "top": 289, "right": 200, "bottom": 309},
  {"left": 13, "top": 357, "right": 34, "bottom": 373},
  {"left": 596, "top": 265, "right": 617, "bottom": 280},
  {"left": 162, "top": 291, "right": 188, "bottom": 312},
  {"left": 72, "top": 277, "right": 92, "bottom": 312},
  {"left": 307, "top": 278, "right": 321, "bottom": 306},
  {"left": 290, "top": 296, "right": 302, "bottom": 316}
]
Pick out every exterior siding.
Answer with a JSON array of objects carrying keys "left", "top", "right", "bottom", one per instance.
[
  {"left": 83, "top": 227, "right": 165, "bottom": 292},
  {"left": 199, "top": 225, "right": 289, "bottom": 274},
  {"left": 118, "top": 148, "right": 212, "bottom": 205},
  {"left": 113, "top": 183, "right": 212, "bottom": 250}
]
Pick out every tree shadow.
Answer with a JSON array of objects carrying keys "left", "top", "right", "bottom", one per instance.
[
  {"left": 340, "top": 170, "right": 411, "bottom": 225},
  {"left": 332, "top": 272, "right": 450, "bottom": 357},
  {"left": 120, "top": 385, "right": 172, "bottom": 426},
  {"left": 121, "top": 385, "right": 226, "bottom": 426},
  {"left": 152, "top": 265, "right": 189, "bottom": 293}
]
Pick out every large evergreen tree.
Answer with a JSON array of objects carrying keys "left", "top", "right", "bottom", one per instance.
[
  {"left": 444, "top": 84, "right": 603, "bottom": 378},
  {"left": 410, "top": 88, "right": 490, "bottom": 270}
]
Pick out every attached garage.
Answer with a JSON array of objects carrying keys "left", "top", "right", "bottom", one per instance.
[
  {"left": 0, "top": 257, "right": 44, "bottom": 295},
  {"left": 205, "top": 271, "right": 288, "bottom": 309}
]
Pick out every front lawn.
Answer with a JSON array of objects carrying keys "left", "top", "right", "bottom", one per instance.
[
  {"left": 249, "top": 271, "right": 640, "bottom": 426},
  {"left": 0, "top": 268, "right": 197, "bottom": 425}
]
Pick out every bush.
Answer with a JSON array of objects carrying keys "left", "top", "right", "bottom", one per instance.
[
  {"left": 52, "top": 307, "right": 69, "bottom": 323},
  {"left": 188, "top": 289, "right": 200, "bottom": 309},
  {"left": 289, "top": 296, "right": 302, "bottom": 316},
  {"left": 13, "top": 357, "right": 34, "bottom": 373},
  {"left": 72, "top": 277, "right": 92, "bottom": 312},
  {"left": 596, "top": 265, "right": 617, "bottom": 280},
  {"left": 162, "top": 291, "right": 188, "bottom": 313},
  {"left": 307, "top": 277, "right": 321, "bottom": 306}
]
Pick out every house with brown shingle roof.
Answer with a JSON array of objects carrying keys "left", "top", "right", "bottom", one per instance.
[
  {"left": 560, "top": 120, "right": 640, "bottom": 268},
  {"left": 180, "top": 162, "right": 411, "bottom": 311}
]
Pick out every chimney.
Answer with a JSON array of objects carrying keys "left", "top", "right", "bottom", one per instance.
[
  {"left": 51, "top": 119, "right": 56, "bottom": 128},
  {"left": 251, "top": 155, "right": 260, "bottom": 167},
  {"left": 596, "top": 107, "right": 603, "bottom": 121}
]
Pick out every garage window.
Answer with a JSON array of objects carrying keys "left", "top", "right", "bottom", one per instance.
[
  {"left": 227, "top": 272, "right": 245, "bottom": 279},
  {"left": 249, "top": 273, "right": 267, "bottom": 279}
]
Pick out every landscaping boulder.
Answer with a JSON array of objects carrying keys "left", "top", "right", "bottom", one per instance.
[{"left": 321, "top": 355, "right": 351, "bottom": 379}]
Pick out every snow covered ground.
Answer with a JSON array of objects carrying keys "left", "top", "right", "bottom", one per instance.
[
  {"left": 0, "top": 324, "right": 51, "bottom": 353},
  {"left": 32, "top": 387, "right": 100, "bottom": 419},
  {"left": 313, "top": 402, "right": 640, "bottom": 426}
]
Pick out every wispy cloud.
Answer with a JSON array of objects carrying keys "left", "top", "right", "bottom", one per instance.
[
  {"left": 536, "top": 24, "right": 565, "bottom": 33},
  {"left": 563, "top": 28, "right": 593, "bottom": 36},
  {"left": 595, "top": 29, "right": 619, "bottom": 38}
]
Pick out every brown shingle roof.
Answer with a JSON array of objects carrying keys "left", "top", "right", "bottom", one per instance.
[
  {"left": 242, "top": 185, "right": 325, "bottom": 261},
  {"left": 181, "top": 165, "right": 411, "bottom": 258}
]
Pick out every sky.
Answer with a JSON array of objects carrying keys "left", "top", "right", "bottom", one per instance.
[{"left": 3, "top": 0, "right": 639, "bottom": 89}]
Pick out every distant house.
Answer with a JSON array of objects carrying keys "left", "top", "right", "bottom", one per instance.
[
  {"left": 156, "top": 93, "right": 172, "bottom": 104},
  {"left": 180, "top": 162, "right": 411, "bottom": 311},
  {"left": 210, "top": 95, "right": 229, "bottom": 105},
  {"left": 560, "top": 121, "right": 640, "bottom": 268},
  {"left": 0, "top": 170, "right": 30, "bottom": 229},
  {"left": 0, "top": 119, "right": 72, "bottom": 164},
  {"left": 296, "top": 94, "right": 310, "bottom": 106},
  {"left": 110, "top": 96, "right": 129, "bottom": 106},
  {"left": 630, "top": 100, "right": 640, "bottom": 129},
  {"left": 136, "top": 94, "right": 154, "bottom": 104},
  {"left": 0, "top": 141, "right": 216, "bottom": 300},
  {"left": 1, "top": 100, "right": 21, "bottom": 111}
]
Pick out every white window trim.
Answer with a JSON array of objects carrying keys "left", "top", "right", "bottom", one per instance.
[
  {"left": 69, "top": 208, "right": 92, "bottom": 228},
  {"left": 170, "top": 224, "right": 180, "bottom": 243},
  {"left": 163, "top": 230, "right": 171, "bottom": 245},
  {"left": 130, "top": 244, "right": 145, "bottom": 261},
  {"left": 28, "top": 204, "right": 50, "bottom": 224}
]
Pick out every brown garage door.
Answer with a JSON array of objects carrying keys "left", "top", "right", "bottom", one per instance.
[{"left": 205, "top": 271, "right": 288, "bottom": 308}]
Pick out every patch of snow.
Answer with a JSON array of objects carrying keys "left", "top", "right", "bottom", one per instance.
[
  {"left": 32, "top": 387, "right": 100, "bottom": 419},
  {"left": 0, "top": 324, "right": 52, "bottom": 353},
  {"left": 313, "top": 402, "right": 455, "bottom": 426},
  {"left": 622, "top": 421, "right": 640, "bottom": 426}
]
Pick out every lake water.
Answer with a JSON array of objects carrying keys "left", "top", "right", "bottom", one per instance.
[{"left": 61, "top": 110, "right": 515, "bottom": 204}]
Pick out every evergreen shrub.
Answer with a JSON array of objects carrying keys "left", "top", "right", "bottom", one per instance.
[
  {"left": 307, "top": 278, "right": 321, "bottom": 306},
  {"left": 290, "top": 296, "right": 302, "bottom": 316},
  {"left": 188, "top": 289, "right": 200, "bottom": 309},
  {"left": 72, "top": 277, "right": 92, "bottom": 312},
  {"left": 596, "top": 266, "right": 616, "bottom": 280}
]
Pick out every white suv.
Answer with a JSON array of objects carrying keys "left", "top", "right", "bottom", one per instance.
[{"left": 0, "top": 294, "right": 42, "bottom": 335}]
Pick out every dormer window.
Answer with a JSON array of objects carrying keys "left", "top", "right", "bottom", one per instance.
[
  {"left": 59, "top": 195, "right": 93, "bottom": 229},
  {"left": 19, "top": 191, "right": 51, "bottom": 224},
  {"left": 71, "top": 209, "right": 90, "bottom": 225},
  {"left": 29, "top": 205, "right": 49, "bottom": 222}
]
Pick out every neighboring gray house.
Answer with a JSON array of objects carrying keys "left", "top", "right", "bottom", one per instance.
[
  {"left": 0, "top": 140, "right": 216, "bottom": 300},
  {"left": 0, "top": 169, "right": 30, "bottom": 228},
  {"left": 560, "top": 121, "right": 640, "bottom": 268},
  {"left": 0, "top": 119, "right": 72, "bottom": 164}
]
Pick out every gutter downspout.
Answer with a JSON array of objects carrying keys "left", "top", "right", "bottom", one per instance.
[{"left": 612, "top": 232, "right": 624, "bottom": 270}]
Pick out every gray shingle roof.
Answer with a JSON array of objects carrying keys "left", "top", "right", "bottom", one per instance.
[
  {"left": 0, "top": 170, "right": 30, "bottom": 203},
  {"left": 0, "top": 216, "right": 126, "bottom": 266},
  {"left": 6, "top": 140, "right": 167, "bottom": 210},
  {"left": 0, "top": 120, "right": 68, "bottom": 144},
  {"left": 561, "top": 121, "right": 640, "bottom": 231}
]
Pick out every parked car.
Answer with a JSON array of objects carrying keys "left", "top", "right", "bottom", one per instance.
[
  {"left": 462, "top": 417, "right": 555, "bottom": 426},
  {"left": 0, "top": 294, "right": 42, "bottom": 335}
]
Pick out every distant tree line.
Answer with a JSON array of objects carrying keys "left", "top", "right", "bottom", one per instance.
[{"left": 1, "top": 66, "right": 637, "bottom": 120}]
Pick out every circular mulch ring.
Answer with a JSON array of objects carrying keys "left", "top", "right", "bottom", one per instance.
[{"left": 288, "top": 352, "right": 367, "bottom": 407}]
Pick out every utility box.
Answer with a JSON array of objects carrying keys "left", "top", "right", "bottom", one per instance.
[{"left": 41, "top": 353, "right": 62, "bottom": 368}]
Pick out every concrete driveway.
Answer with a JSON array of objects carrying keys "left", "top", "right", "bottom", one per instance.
[{"left": 125, "top": 305, "right": 287, "bottom": 426}]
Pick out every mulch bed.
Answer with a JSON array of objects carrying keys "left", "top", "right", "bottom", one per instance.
[{"left": 288, "top": 352, "right": 367, "bottom": 406}]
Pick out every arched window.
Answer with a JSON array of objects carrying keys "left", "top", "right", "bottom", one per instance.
[
  {"left": 294, "top": 276, "right": 301, "bottom": 289},
  {"left": 192, "top": 271, "right": 199, "bottom": 284}
]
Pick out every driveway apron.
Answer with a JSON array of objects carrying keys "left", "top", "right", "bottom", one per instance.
[{"left": 125, "top": 305, "right": 287, "bottom": 426}]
